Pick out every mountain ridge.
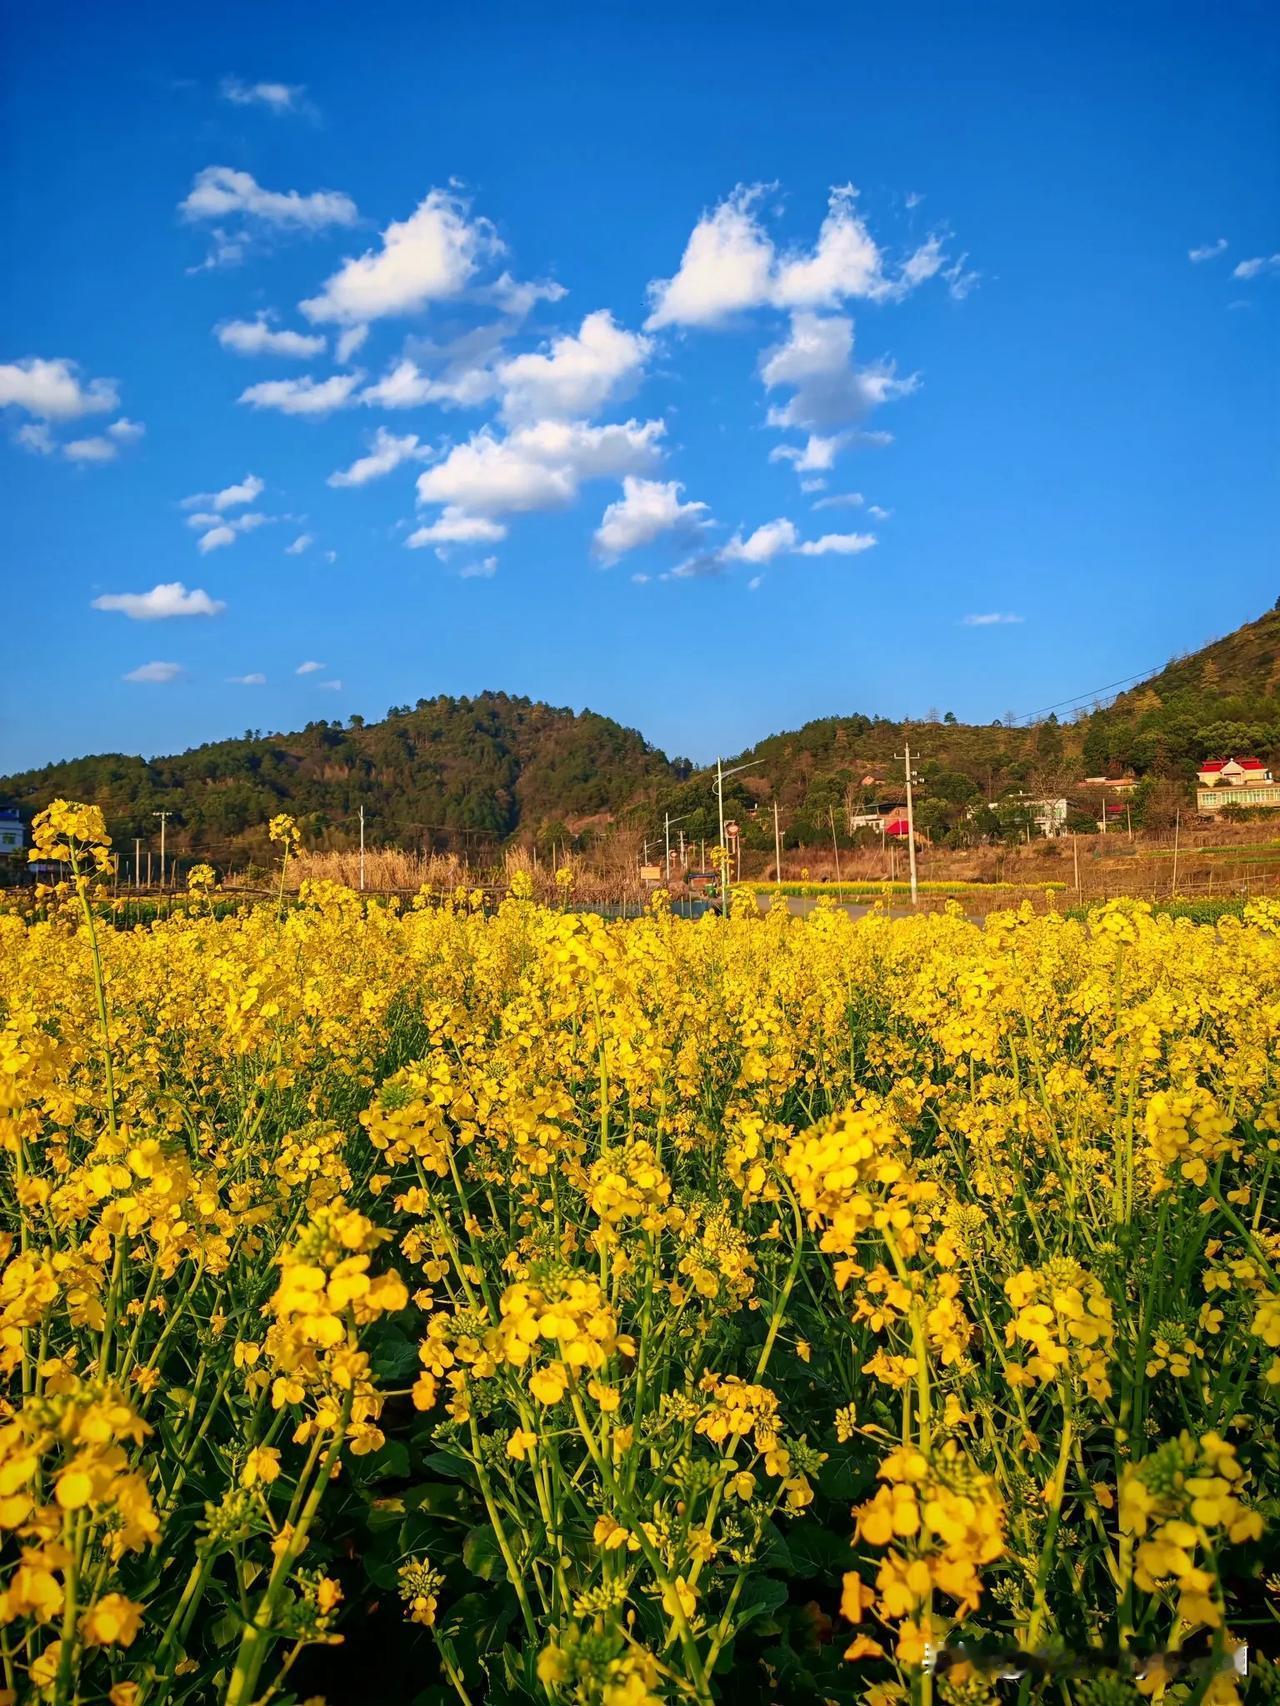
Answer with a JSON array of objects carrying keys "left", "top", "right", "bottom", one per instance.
[{"left": 3, "top": 605, "right": 1278, "bottom": 856}]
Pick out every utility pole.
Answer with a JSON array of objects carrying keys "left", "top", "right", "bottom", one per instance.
[
  {"left": 359, "top": 805, "right": 366, "bottom": 892},
  {"left": 134, "top": 838, "right": 141, "bottom": 891},
  {"left": 663, "top": 811, "right": 694, "bottom": 883},
  {"left": 895, "top": 741, "right": 920, "bottom": 906},
  {"left": 1073, "top": 833, "right": 1080, "bottom": 901},
  {"left": 716, "top": 757, "right": 726, "bottom": 897},
  {"left": 153, "top": 812, "right": 170, "bottom": 889},
  {"left": 1171, "top": 809, "right": 1181, "bottom": 897},
  {"left": 713, "top": 757, "right": 762, "bottom": 903},
  {"left": 829, "top": 805, "right": 842, "bottom": 883},
  {"left": 773, "top": 799, "right": 782, "bottom": 882}
]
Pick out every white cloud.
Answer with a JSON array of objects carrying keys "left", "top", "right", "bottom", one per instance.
[
  {"left": 220, "top": 78, "right": 308, "bottom": 114},
  {"left": 943, "top": 255, "right": 981, "bottom": 301},
  {"left": 459, "top": 556, "right": 498, "bottom": 579},
  {"left": 669, "top": 549, "right": 728, "bottom": 580},
  {"left": 769, "top": 434, "right": 847, "bottom": 473},
  {"left": 721, "top": 518, "right": 799, "bottom": 564},
  {"left": 1188, "top": 238, "right": 1228, "bottom": 263},
  {"left": 703, "top": 516, "right": 875, "bottom": 573},
  {"left": 487, "top": 272, "right": 567, "bottom": 318},
  {"left": 812, "top": 491, "right": 864, "bottom": 509},
  {"left": 763, "top": 311, "right": 918, "bottom": 436},
  {"left": 773, "top": 185, "right": 896, "bottom": 308},
  {"left": 329, "top": 426, "right": 432, "bottom": 487},
  {"left": 323, "top": 549, "right": 337, "bottom": 563},
  {"left": 285, "top": 534, "right": 313, "bottom": 555},
  {"left": 238, "top": 372, "right": 362, "bottom": 415},
  {"left": 335, "top": 324, "right": 369, "bottom": 363},
  {"left": 359, "top": 352, "right": 500, "bottom": 411},
  {"left": 230, "top": 672, "right": 267, "bottom": 685},
  {"left": 184, "top": 229, "right": 247, "bottom": 274},
  {"left": 896, "top": 233, "right": 946, "bottom": 292},
  {"left": 60, "top": 417, "right": 144, "bottom": 463},
  {"left": 747, "top": 574, "right": 764, "bottom": 591},
  {"left": 415, "top": 418, "right": 664, "bottom": 516},
  {"left": 301, "top": 189, "right": 501, "bottom": 324},
  {"left": 124, "top": 660, "right": 183, "bottom": 683},
  {"left": 360, "top": 319, "right": 513, "bottom": 412},
  {"left": 0, "top": 356, "right": 118, "bottom": 420},
  {"left": 296, "top": 660, "right": 325, "bottom": 674},
  {"left": 182, "top": 473, "right": 264, "bottom": 512},
  {"left": 645, "top": 185, "right": 777, "bottom": 329},
  {"left": 92, "top": 581, "right": 225, "bottom": 619},
  {"left": 593, "top": 476, "right": 708, "bottom": 562},
  {"left": 216, "top": 316, "right": 326, "bottom": 358},
  {"left": 317, "top": 679, "right": 343, "bottom": 692},
  {"left": 867, "top": 504, "right": 892, "bottom": 521},
  {"left": 498, "top": 310, "right": 650, "bottom": 423},
  {"left": 646, "top": 183, "right": 947, "bottom": 329},
  {"left": 631, "top": 573, "right": 650, "bottom": 585},
  {"left": 180, "top": 166, "right": 357, "bottom": 229},
  {"left": 961, "top": 612, "right": 1024, "bottom": 626},
  {"left": 16, "top": 423, "right": 54, "bottom": 454},
  {"left": 405, "top": 506, "right": 507, "bottom": 551},
  {"left": 1232, "top": 254, "right": 1280, "bottom": 280},
  {"left": 795, "top": 532, "right": 877, "bottom": 556},
  {"left": 186, "top": 510, "right": 269, "bottom": 553},
  {"left": 63, "top": 435, "right": 120, "bottom": 463}
]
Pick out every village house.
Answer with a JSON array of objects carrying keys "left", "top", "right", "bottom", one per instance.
[
  {"left": 1195, "top": 756, "right": 1280, "bottom": 814},
  {"left": 0, "top": 808, "right": 26, "bottom": 856}
]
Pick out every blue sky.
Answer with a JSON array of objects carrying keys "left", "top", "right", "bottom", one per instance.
[{"left": 2, "top": 0, "right": 1277, "bottom": 774}]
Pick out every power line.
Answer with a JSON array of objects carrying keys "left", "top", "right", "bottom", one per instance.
[{"left": 1015, "top": 665, "right": 1167, "bottom": 726}]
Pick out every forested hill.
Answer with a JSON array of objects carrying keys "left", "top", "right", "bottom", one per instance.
[
  {"left": 3, "top": 604, "right": 1278, "bottom": 856},
  {"left": 1079, "top": 605, "right": 1280, "bottom": 777},
  {"left": 0, "top": 693, "right": 681, "bottom": 856}
]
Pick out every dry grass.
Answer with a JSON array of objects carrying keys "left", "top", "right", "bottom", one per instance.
[{"left": 256, "top": 818, "right": 1280, "bottom": 909}]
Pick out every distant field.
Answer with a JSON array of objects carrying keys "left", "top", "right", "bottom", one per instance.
[{"left": 748, "top": 877, "right": 1067, "bottom": 899}]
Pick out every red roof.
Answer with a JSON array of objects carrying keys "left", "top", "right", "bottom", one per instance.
[
  {"left": 885, "top": 817, "right": 911, "bottom": 837},
  {"left": 1238, "top": 758, "right": 1267, "bottom": 770},
  {"left": 1200, "top": 760, "right": 1226, "bottom": 771}
]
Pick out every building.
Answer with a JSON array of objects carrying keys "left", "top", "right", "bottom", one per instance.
[
  {"left": 0, "top": 808, "right": 26, "bottom": 856},
  {"left": 1195, "top": 756, "right": 1280, "bottom": 814},
  {"left": 1030, "top": 797, "right": 1070, "bottom": 837},
  {"left": 1082, "top": 775, "right": 1140, "bottom": 795},
  {"left": 1197, "top": 757, "right": 1274, "bottom": 787}
]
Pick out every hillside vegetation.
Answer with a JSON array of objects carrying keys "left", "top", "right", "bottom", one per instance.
[
  {"left": 2, "top": 604, "right": 1277, "bottom": 857},
  {"left": 0, "top": 693, "right": 679, "bottom": 857},
  {"left": 1082, "top": 604, "right": 1280, "bottom": 777}
]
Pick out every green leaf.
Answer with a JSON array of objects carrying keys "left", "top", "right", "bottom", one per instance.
[
  {"left": 363, "top": 1438, "right": 411, "bottom": 1482},
  {"left": 733, "top": 1572, "right": 789, "bottom": 1632},
  {"left": 208, "top": 1607, "right": 242, "bottom": 1650},
  {"left": 404, "top": 1480, "right": 469, "bottom": 1518},
  {"left": 817, "top": 1448, "right": 877, "bottom": 1503},
  {"left": 418, "top": 1448, "right": 475, "bottom": 1482},
  {"left": 462, "top": 1523, "right": 507, "bottom": 1582},
  {"left": 779, "top": 1522, "right": 855, "bottom": 1577},
  {"left": 370, "top": 1328, "right": 422, "bottom": 1380}
]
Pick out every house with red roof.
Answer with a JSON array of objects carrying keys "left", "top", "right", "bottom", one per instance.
[{"left": 1196, "top": 756, "right": 1279, "bottom": 813}]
